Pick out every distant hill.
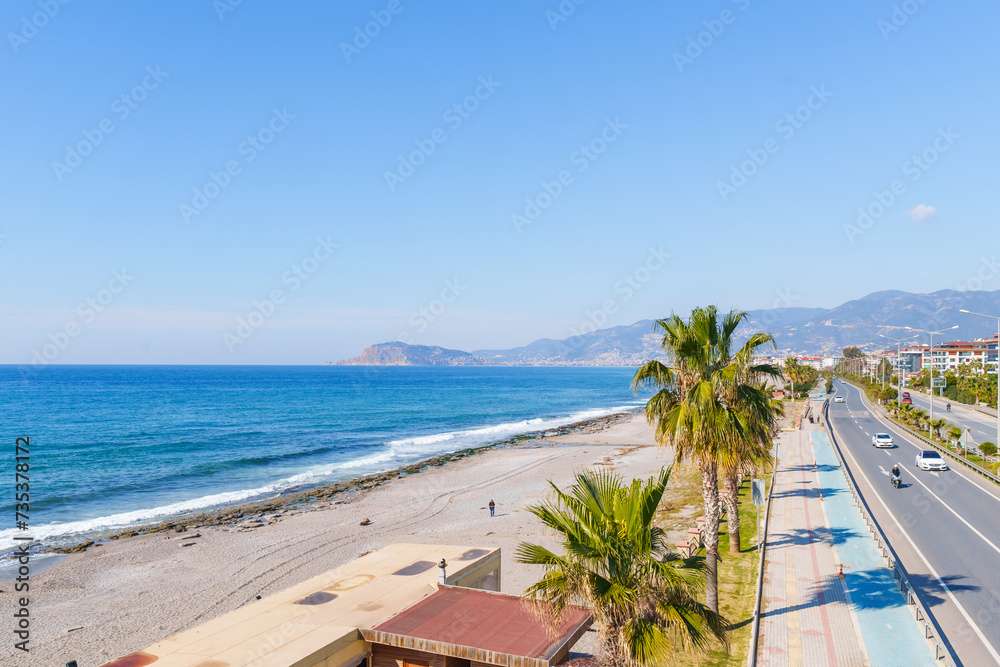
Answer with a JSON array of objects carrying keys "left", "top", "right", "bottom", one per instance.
[
  {"left": 335, "top": 342, "right": 486, "bottom": 366},
  {"left": 473, "top": 320, "right": 664, "bottom": 365},
  {"left": 758, "top": 289, "right": 1000, "bottom": 354},
  {"left": 334, "top": 289, "right": 1000, "bottom": 365}
]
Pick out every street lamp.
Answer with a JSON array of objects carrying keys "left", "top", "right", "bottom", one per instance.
[
  {"left": 959, "top": 309, "right": 1000, "bottom": 455},
  {"left": 879, "top": 333, "right": 920, "bottom": 394},
  {"left": 905, "top": 325, "right": 959, "bottom": 437}
]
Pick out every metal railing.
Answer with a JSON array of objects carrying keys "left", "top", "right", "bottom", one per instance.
[{"left": 823, "top": 398, "right": 957, "bottom": 665}]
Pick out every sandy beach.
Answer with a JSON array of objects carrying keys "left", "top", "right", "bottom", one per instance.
[{"left": 17, "top": 412, "right": 669, "bottom": 667}]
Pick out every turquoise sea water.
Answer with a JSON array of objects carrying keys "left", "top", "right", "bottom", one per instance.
[{"left": 0, "top": 365, "right": 646, "bottom": 553}]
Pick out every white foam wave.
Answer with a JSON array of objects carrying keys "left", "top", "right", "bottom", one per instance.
[
  {"left": 0, "top": 403, "right": 643, "bottom": 553},
  {"left": 0, "top": 482, "right": 284, "bottom": 552},
  {"left": 387, "top": 404, "right": 641, "bottom": 452}
]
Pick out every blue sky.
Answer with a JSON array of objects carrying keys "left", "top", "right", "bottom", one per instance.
[{"left": 2, "top": 1, "right": 998, "bottom": 364}]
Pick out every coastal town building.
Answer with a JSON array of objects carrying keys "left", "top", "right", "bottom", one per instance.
[
  {"left": 881, "top": 335, "right": 999, "bottom": 380},
  {"left": 97, "top": 543, "right": 591, "bottom": 667}
]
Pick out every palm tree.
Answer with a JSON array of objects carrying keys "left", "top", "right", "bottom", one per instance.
[
  {"left": 720, "top": 373, "right": 783, "bottom": 555},
  {"left": 783, "top": 358, "right": 801, "bottom": 396},
  {"left": 516, "top": 468, "right": 728, "bottom": 667},
  {"left": 930, "top": 418, "right": 948, "bottom": 441},
  {"left": 947, "top": 425, "right": 963, "bottom": 447},
  {"left": 631, "top": 307, "right": 779, "bottom": 613}
]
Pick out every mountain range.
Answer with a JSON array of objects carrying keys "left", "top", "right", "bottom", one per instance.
[{"left": 334, "top": 289, "right": 1000, "bottom": 366}]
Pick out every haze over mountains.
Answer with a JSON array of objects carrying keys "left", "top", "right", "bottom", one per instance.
[{"left": 334, "top": 289, "right": 1000, "bottom": 366}]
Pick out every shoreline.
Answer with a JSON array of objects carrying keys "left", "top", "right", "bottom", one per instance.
[
  {"left": 13, "top": 407, "right": 644, "bottom": 561},
  {"left": 24, "top": 411, "right": 665, "bottom": 666}
]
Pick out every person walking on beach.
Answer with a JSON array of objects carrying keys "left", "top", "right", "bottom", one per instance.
[{"left": 489, "top": 499, "right": 495, "bottom": 517}]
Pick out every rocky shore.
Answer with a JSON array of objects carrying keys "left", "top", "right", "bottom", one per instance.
[
  {"left": 55, "top": 408, "right": 642, "bottom": 555},
  {"left": 22, "top": 410, "right": 662, "bottom": 667}
]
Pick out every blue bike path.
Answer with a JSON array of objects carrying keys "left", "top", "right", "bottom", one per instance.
[{"left": 811, "top": 429, "right": 937, "bottom": 667}]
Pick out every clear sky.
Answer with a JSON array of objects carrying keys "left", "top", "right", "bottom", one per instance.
[{"left": 2, "top": 1, "right": 998, "bottom": 364}]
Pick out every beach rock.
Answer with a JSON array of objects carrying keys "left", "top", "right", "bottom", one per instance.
[
  {"left": 60, "top": 540, "right": 94, "bottom": 554},
  {"left": 359, "top": 518, "right": 372, "bottom": 526}
]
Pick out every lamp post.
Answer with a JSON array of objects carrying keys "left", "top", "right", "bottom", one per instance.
[
  {"left": 905, "top": 325, "right": 959, "bottom": 437},
  {"left": 959, "top": 309, "right": 1000, "bottom": 456},
  {"left": 879, "top": 333, "right": 920, "bottom": 395}
]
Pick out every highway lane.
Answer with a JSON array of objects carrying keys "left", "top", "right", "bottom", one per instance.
[
  {"left": 904, "top": 388, "right": 1000, "bottom": 450},
  {"left": 828, "top": 379, "right": 1000, "bottom": 666}
]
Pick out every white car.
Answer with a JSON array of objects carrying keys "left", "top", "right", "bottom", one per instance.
[
  {"left": 915, "top": 450, "right": 947, "bottom": 471},
  {"left": 834, "top": 395, "right": 844, "bottom": 403},
  {"left": 872, "top": 433, "right": 894, "bottom": 448}
]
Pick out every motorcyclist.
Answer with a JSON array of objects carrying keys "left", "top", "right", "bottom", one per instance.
[
  {"left": 891, "top": 464, "right": 901, "bottom": 487},
  {"left": 946, "top": 403, "right": 951, "bottom": 412}
]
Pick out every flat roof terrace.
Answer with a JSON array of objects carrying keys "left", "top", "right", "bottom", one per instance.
[{"left": 99, "top": 543, "right": 501, "bottom": 667}]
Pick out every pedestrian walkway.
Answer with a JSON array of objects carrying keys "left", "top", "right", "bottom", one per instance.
[{"left": 757, "top": 401, "right": 937, "bottom": 667}]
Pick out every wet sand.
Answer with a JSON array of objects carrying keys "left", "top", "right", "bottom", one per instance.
[{"left": 18, "top": 412, "right": 668, "bottom": 667}]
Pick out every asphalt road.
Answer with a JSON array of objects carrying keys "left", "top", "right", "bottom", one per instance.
[
  {"left": 827, "top": 379, "right": 1000, "bottom": 666},
  {"left": 902, "top": 388, "right": 1000, "bottom": 451}
]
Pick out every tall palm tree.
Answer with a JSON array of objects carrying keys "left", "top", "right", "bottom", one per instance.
[
  {"left": 516, "top": 468, "right": 728, "bottom": 667},
  {"left": 631, "top": 307, "right": 779, "bottom": 613},
  {"left": 719, "top": 362, "right": 783, "bottom": 554}
]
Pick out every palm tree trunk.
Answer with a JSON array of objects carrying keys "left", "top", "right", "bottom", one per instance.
[
  {"left": 723, "top": 469, "right": 741, "bottom": 554},
  {"left": 701, "top": 458, "right": 721, "bottom": 614}
]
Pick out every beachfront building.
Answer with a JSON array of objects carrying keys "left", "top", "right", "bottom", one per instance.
[{"left": 97, "top": 543, "right": 592, "bottom": 667}]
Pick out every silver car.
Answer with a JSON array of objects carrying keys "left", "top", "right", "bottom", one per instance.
[
  {"left": 915, "top": 450, "right": 947, "bottom": 471},
  {"left": 834, "top": 395, "right": 844, "bottom": 403},
  {"left": 872, "top": 433, "right": 894, "bottom": 448}
]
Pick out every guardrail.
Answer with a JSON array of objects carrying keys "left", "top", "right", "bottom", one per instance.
[
  {"left": 846, "top": 379, "right": 1000, "bottom": 485},
  {"left": 824, "top": 398, "right": 957, "bottom": 666},
  {"left": 975, "top": 403, "right": 999, "bottom": 418},
  {"left": 746, "top": 420, "right": 783, "bottom": 667}
]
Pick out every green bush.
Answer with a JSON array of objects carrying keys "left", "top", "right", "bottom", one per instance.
[
  {"left": 879, "top": 387, "right": 898, "bottom": 401},
  {"left": 981, "top": 442, "right": 998, "bottom": 457}
]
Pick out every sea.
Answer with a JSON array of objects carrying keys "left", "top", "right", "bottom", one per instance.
[{"left": 0, "top": 365, "right": 647, "bottom": 569}]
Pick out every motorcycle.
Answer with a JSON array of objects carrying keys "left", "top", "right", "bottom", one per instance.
[
  {"left": 946, "top": 403, "right": 951, "bottom": 412},
  {"left": 891, "top": 470, "right": 901, "bottom": 489}
]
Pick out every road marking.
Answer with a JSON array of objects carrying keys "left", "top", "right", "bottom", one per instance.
[
  {"left": 858, "top": 393, "right": 1000, "bottom": 506},
  {"left": 905, "top": 471, "right": 1000, "bottom": 558},
  {"left": 831, "top": 416, "right": 1000, "bottom": 664}
]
